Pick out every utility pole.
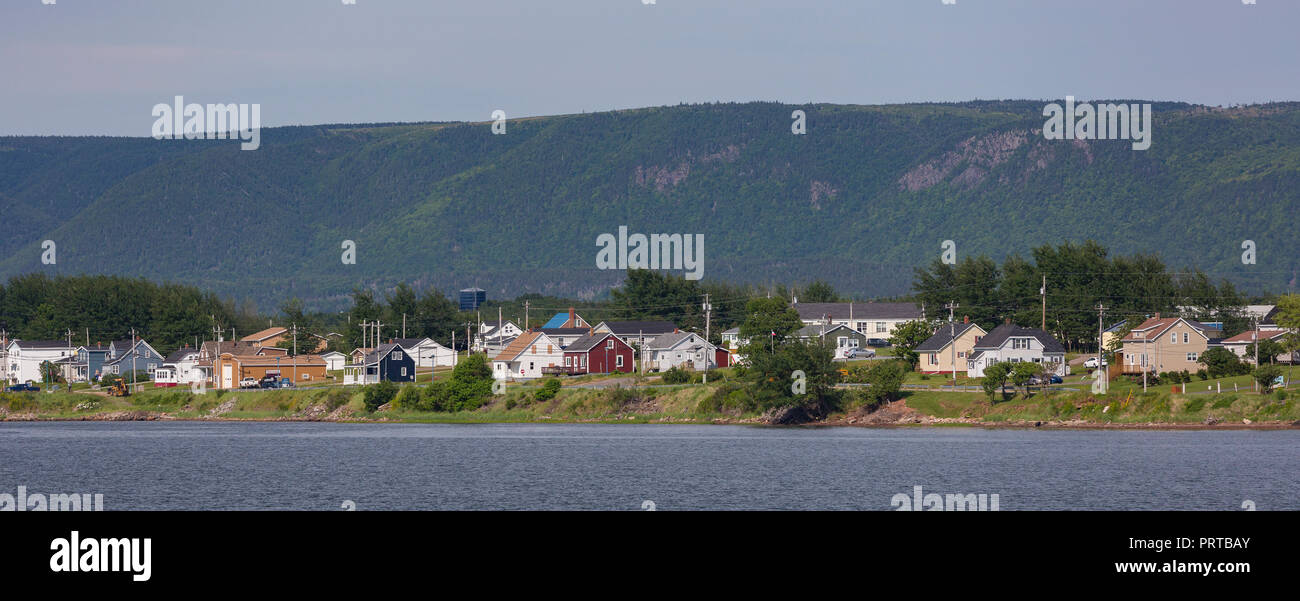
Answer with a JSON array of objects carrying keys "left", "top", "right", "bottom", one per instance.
[
  {"left": 1253, "top": 316, "right": 1260, "bottom": 392},
  {"left": 130, "top": 327, "right": 137, "bottom": 392},
  {"left": 703, "top": 294, "right": 712, "bottom": 343},
  {"left": 402, "top": 313, "right": 406, "bottom": 339},
  {"left": 1041, "top": 275, "right": 1047, "bottom": 332},
  {"left": 945, "top": 301, "right": 959, "bottom": 390},
  {"left": 524, "top": 300, "right": 530, "bottom": 330},
  {"left": 1096, "top": 304, "right": 1106, "bottom": 373},
  {"left": 292, "top": 323, "right": 298, "bottom": 384},
  {"left": 65, "top": 328, "right": 73, "bottom": 384}
]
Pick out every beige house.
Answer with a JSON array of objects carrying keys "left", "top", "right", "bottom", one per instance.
[
  {"left": 915, "top": 321, "right": 987, "bottom": 374},
  {"left": 1119, "top": 316, "right": 1212, "bottom": 375}
]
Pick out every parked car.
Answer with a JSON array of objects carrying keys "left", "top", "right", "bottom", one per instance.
[
  {"left": 1084, "top": 357, "right": 1108, "bottom": 369},
  {"left": 1029, "top": 375, "right": 1064, "bottom": 385},
  {"left": 259, "top": 376, "right": 280, "bottom": 389},
  {"left": 866, "top": 338, "right": 892, "bottom": 348},
  {"left": 6, "top": 382, "right": 39, "bottom": 392},
  {"left": 845, "top": 347, "right": 875, "bottom": 359},
  {"left": 279, "top": 378, "right": 295, "bottom": 388},
  {"left": 239, "top": 377, "right": 259, "bottom": 389}
]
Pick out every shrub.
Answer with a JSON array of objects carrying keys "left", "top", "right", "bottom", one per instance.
[
  {"left": 661, "top": 366, "right": 691, "bottom": 384},
  {"left": 395, "top": 385, "right": 423, "bottom": 410},
  {"left": 363, "top": 380, "right": 398, "bottom": 412},
  {"left": 1196, "top": 369, "right": 1208, "bottom": 381},
  {"left": 534, "top": 378, "right": 562, "bottom": 403}
]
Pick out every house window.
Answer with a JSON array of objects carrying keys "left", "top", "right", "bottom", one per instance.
[
  {"left": 856, "top": 322, "right": 868, "bottom": 332},
  {"left": 876, "top": 322, "right": 887, "bottom": 333},
  {"left": 1183, "top": 333, "right": 1189, "bottom": 344},
  {"left": 1171, "top": 333, "right": 1177, "bottom": 344},
  {"left": 607, "top": 340, "right": 614, "bottom": 350},
  {"left": 529, "top": 362, "right": 534, "bottom": 371},
  {"left": 958, "top": 351, "right": 965, "bottom": 358},
  {"left": 1187, "top": 353, "right": 1198, "bottom": 362},
  {"left": 565, "top": 357, "right": 572, "bottom": 366},
  {"left": 401, "top": 367, "right": 407, "bottom": 377},
  {"left": 394, "top": 351, "right": 402, "bottom": 360},
  {"left": 616, "top": 355, "right": 624, "bottom": 368},
  {"left": 928, "top": 353, "right": 937, "bottom": 365}
]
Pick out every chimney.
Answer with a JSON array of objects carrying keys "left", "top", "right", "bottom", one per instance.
[
  {"left": 1154, "top": 312, "right": 1161, "bottom": 320},
  {"left": 568, "top": 307, "right": 575, "bottom": 325},
  {"left": 963, "top": 315, "right": 970, "bottom": 324},
  {"left": 1005, "top": 317, "right": 1011, "bottom": 325}
]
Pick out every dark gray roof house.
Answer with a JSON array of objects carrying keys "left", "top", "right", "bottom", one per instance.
[
  {"left": 915, "top": 322, "right": 982, "bottom": 352},
  {"left": 972, "top": 324, "right": 1066, "bottom": 354}
]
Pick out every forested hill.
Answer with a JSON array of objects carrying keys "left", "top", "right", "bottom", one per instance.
[{"left": 1, "top": 101, "right": 1297, "bottom": 309}]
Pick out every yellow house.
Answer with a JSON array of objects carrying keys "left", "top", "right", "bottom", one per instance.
[
  {"left": 1119, "top": 316, "right": 1212, "bottom": 375},
  {"left": 916, "top": 321, "right": 987, "bottom": 374}
]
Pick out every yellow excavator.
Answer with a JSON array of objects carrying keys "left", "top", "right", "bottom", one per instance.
[{"left": 104, "top": 377, "right": 130, "bottom": 397}]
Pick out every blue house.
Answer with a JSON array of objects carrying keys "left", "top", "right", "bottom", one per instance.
[
  {"left": 103, "top": 339, "right": 164, "bottom": 381},
  {"left": 541, "top": 308, "right": 589, "bottom": 329},
  {"left": 73, "top": 344, "right": 111, "bottom": 383},
  {"left": 363, "top": 343, "right": 414, "bottom": 383}
]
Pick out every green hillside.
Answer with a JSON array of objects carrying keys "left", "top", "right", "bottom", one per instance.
[{"left": 1, "top": 101, "right": 1297, "bottom": 309}]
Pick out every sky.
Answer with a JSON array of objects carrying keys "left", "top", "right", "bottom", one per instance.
[{"left": 2, "top": 0, "right": 1298, "bottom": 136}]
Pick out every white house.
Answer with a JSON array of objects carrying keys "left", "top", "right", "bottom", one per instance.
[
  {"left": 792, "top": 301, "right": 924, "bottom": 338},
  {"left": 395, "top": 337, "right": 456, "bottom": 367},
  {"left": 5, "top": 340, "right": 77, "bottom": 385},
  {"left": 491, "top": 331, "right": 564, "bottom": 380},
  {"left": 966, "top": 323, "right": 1069, "bottom": 378},
  {"left": 153, "top": 347, "right": 203, "bottom": 386},
  {"left": 1220, "top": 330, "right": 1292, "bottom": 364},
  {"left": 320, "top": 351, "right": 347, "bottom": 371},
  {"left": 643, "top": 332, "right": 720, "bottom": 372},
  {"left": 476, "top": 320, "right": 523, "bottom": 353},
  {"left": 591, "top": 321, "right": 679, "bottom": 348}
]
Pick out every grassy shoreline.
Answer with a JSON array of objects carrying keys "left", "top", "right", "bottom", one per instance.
[{"left": 2, "top": 378, "right": 1297, "bottom": 429}]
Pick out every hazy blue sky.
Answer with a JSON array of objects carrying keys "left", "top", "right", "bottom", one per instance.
[{"left": 2, "top": 0, "right": 1297, "bottom": 136}]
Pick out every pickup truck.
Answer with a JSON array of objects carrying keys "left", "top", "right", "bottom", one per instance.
[
  {"left": 239, "top": 377, "right": 259, "bottom": 389},
  {"left": 6, "top": 382, "right": 40, "bottom": 392}
]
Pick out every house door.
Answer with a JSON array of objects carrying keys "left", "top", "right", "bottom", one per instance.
[{"left": 222, "top": 364, "right": 233, "bottom": 389}]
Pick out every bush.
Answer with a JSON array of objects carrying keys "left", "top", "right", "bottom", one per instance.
[
  {"left": 395, "top": 385, "right": 423, "bottom": 410},
  {"left": 363, "top": 380, "right": 398, "bottom": 412},
  {"left": 534, "top": 378, "right": 562, "bottom": 402},
  {"left": 1196, "top": 369, "right": 1208, "bottom": 381},
  {"left": 661, "top": 366, "right": 691, "bottom": 384}
]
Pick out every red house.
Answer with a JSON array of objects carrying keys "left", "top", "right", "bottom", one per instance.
[{"left": 559, "top": 332, "right": 635, "bottom": 375}]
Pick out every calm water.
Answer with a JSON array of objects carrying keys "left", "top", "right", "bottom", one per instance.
[{"left": 0, "top": 422, "right": 1295, "bottom": 510}]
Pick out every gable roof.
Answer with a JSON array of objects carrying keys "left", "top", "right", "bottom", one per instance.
[
  {"left": 10, "top": 340, "right": 75, "bottom": 350},
  {"left": 201, "top": 340, "right": 261, "bottom": 357},
  {"left": 1221, "top": 330, "right": 1288, "bottom": 344},
  {"left": 164, "top": 348, "right": 199, "bottom": 363},
  {"left": 596, "top": 320, "right": 678, "bottom": 335},
  {"left": 394, "top": 337, "right": 438, "bottom": 348},
  {"left": 794, "top": 323, "right": 860, "bottom": 338},
  {"left": 538, "top": 327, "right": 589, "bottom": 337},
  {"left": 915, "top": 322, "right": 985, "bottom": 352},
  {"left": 645, "top": 331, "right": 716, "bottom": 351},
  {"left": 492, "top": 331, "right": 551, "bottom": 362},
  {"left": 363, "top": 343, "right": 408, "bottom": 366},
  {"left": 105, "top": 339, "right": 162, "bottom": 366},
  {"left": 241, "top": 327, "right": 288, "bottom": 343},
  {"left": 793, "top": 302, "right": 922, "bottom": 322},
  {"left": 563, "top": 332, "right": 625, "bottom": 353},
  {"left": 973, "top": 324, "right": 1065, "bottom": 353},
  {"left": 1121, "top": 317, "right": 1211, "bottom": 343}
]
